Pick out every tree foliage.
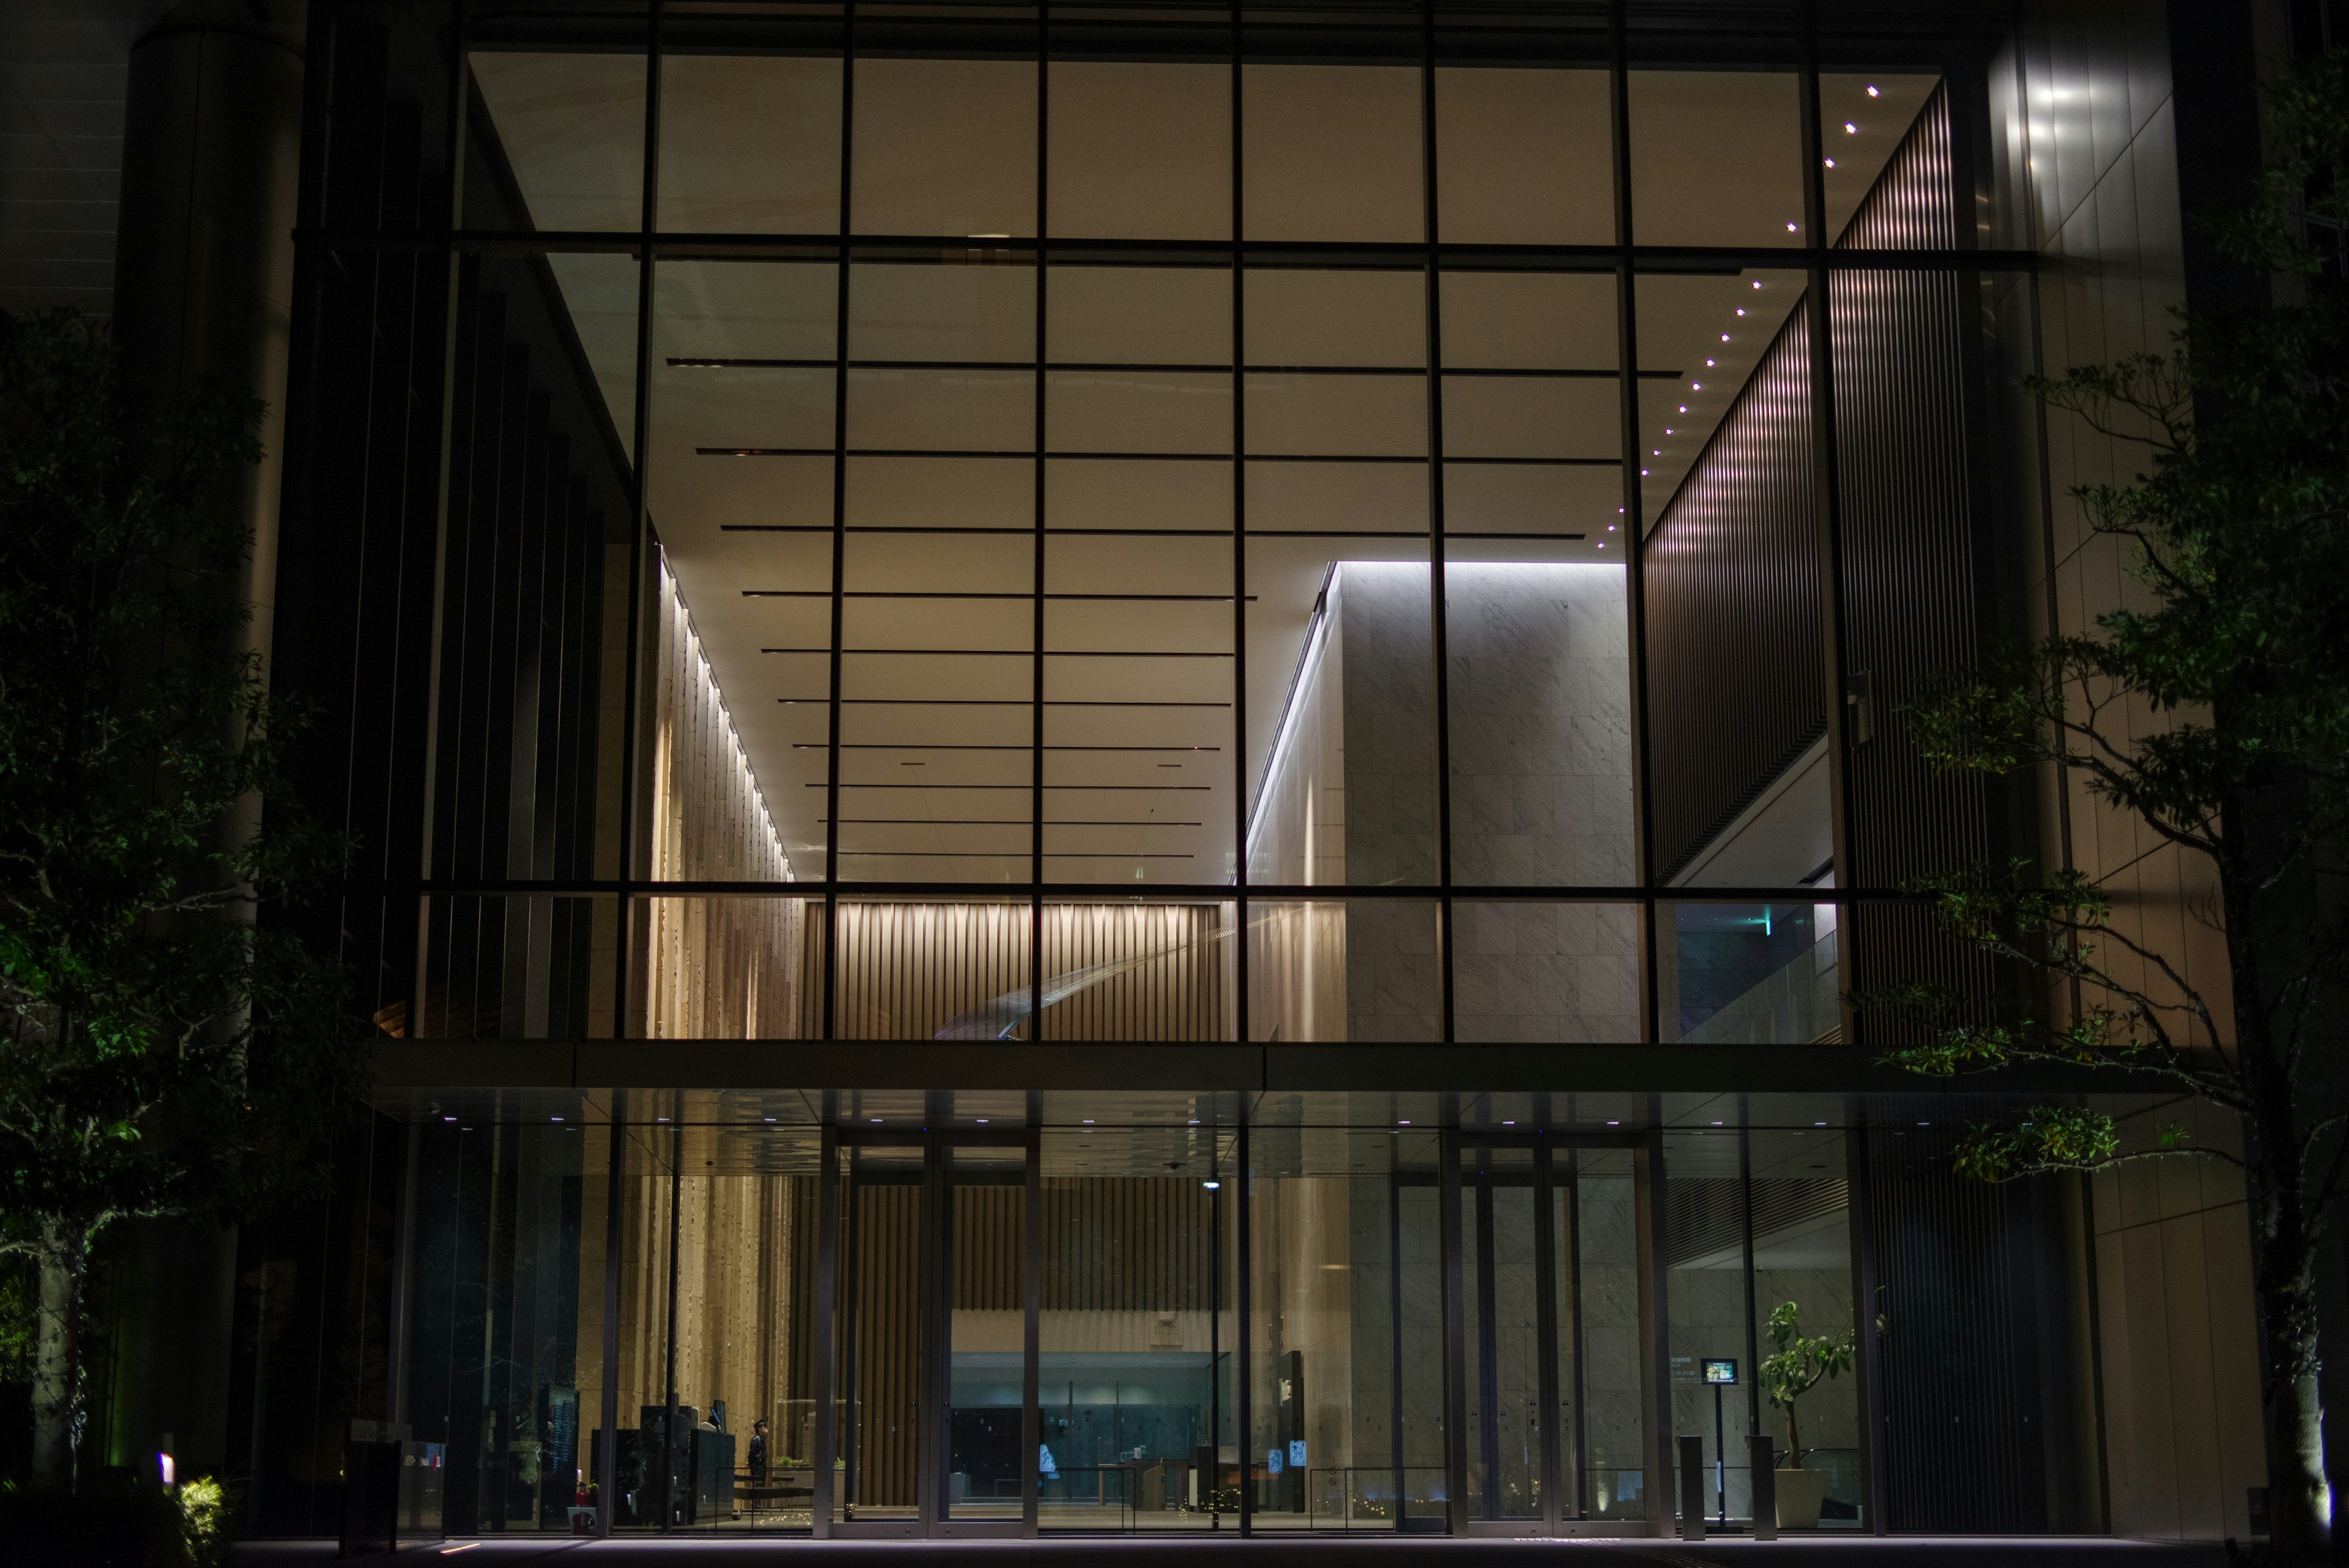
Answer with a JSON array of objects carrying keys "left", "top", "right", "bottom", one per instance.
[
  {"left": 1858, "top": 50, "right": 2349, "bottom": 1559},
  {"left": 1757, "top": 1301, "right": 1854, "bottom": 1469},
  {"left": 0, "top": 309, "right": 368, "bottom": 1487}
]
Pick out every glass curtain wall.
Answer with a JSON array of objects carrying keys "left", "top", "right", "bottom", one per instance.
[
  {"left": 284, "top": 0, "right": 2038, "bottom": 1057},
  {"left": 381, "top": 1094, "right": 1880, "bottom": 1537}
]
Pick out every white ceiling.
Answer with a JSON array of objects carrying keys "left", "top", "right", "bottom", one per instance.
[{"left": 473, "top": 56, "right": 1937, "bottom": 886}]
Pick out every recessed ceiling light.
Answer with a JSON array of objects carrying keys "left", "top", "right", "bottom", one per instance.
[
  {"left": 1824, "top": 158, "right": 1836, "bottom": 169},
  {"left": 1845, "top": 122, "right": 1858, "bottom": 134},
  {"left": 1203, "top": 1180, "right": 1222, "bottom": 1190},
  {"left": 1786, "top": 221, "right": 1798, "bottom": 232},
  {"left": 1866, "top": 84, "right": 1880, "bottom": 97}
]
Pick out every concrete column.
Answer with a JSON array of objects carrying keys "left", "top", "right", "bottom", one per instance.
[{"left": 101, "top": 0, "right": 305, "bottom": 1486}]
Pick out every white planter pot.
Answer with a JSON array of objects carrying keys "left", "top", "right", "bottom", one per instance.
[{"left": 1774, "top": 1467, "right": 1825, "bottom": 1529}]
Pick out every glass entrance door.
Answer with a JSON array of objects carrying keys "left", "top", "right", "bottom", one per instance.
[
  {"left": 826, "top": 1131, "right": 1036, "bottom": 1539},
  {"left": 1452, "top": 1135, "right": 1646, "bottom": 1536}
]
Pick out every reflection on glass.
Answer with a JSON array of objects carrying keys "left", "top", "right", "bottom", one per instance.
[{"left": 1247, "top": 1131, "right": 1446, "bottom": 1530}]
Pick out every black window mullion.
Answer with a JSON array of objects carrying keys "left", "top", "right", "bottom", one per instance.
[
  {"left": 1031, "top": 7, "right": 1049, "bottom": 1050},
  {"left": 611, "top": 0, "right": 664, "bottom": 1043},
  {"left": 1420, "top": 0, "right": 1455, "bottom": 1045},
  {"left": 1608, "top": 0, "right": 1661, "bottom": 1046},
  {"left": 822, "top": 7, "right": 858, "bottom": 1044}
]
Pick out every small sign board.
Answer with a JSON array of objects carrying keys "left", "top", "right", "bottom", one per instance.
[{"left": 1702, "top": 1358, "right": 1739, "bottom": 1386}]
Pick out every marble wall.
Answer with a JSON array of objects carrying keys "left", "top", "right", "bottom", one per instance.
[{"left": 1252, "top": 561, "right": 1639, "bottom": 1042}]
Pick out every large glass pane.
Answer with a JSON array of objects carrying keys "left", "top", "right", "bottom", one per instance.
[
  {"left": 1663, "top": 1126, "right": 1753, "bottom": 1529},
  {"left": 1036, "top": 902, "right": 1234, "bottom": 1041},
  {"left": 851, "top": 59, "right": 1038, "bottom": 238},
  {"left": 1435, "top": 66, "right": 1612, "bottom": 245},
  {"left": 831, "top": 899, "right": 1031, "bottom": 1039},
  {"left": 1244, "top": 899, "right": 1443, "bottom": 1044},
  {"left": 470, "top": 50, "right": 646, "bottom": 232},
  {"left": 1627, "top": 66, "right": 1805, "bottom": 248},
  {"left": 946, "top": 1145, "right": 1028, "bottom": 1520},
  {"left": 1039, "top": 1122, "right": 1235, "bottom": 1530},
  {"left": 1247, "top": 551, "right": 1441, "bottom": 896},
  {"left": 1748, "top": 1117, "right": 1862, "bottom": 1526},
  {"left": 1048, "top": 62, "right": 1230, "bottom": 240},
  {"left": 1246, "top": 1127, "right": 1443, "bottom": 1529},
  {"left": 1664, "top": 899, "right": 1840, "bottom": 1046},
  {"left": 1819, "top": 73, "right": 1951, "bottom": 243},
  {"left": 1459, "top": 1143, "right": 1542, "bottom": 1521},
  {"left": 399, "top": 1113, "right": 603, "bottom": 1531},
  {"left": 1452, "top": 903, "right": 1639, "bottom": 1044},
  {"left": 1242, "top": 64, "right": 1423, "bottom": 243},
  {"left": 1571, "top": 1145, "right": 1646, "bottom": 1522},
  {"left": 1636, "top": 266, "right": 1831, "bottom": 909},
  {"left": 835, "top": 1140, "right": 926, "bottom": 1523},
  {"left": 639, "top": 1118, "right": 827, "bottom": 1533},
  {"left": 658, "top": 53, "right": 843, "bottom": 233}
]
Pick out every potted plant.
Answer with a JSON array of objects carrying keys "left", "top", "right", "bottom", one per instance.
[{"left": 1757, "top": 1301, "right": 1855, "bottom": 1529}]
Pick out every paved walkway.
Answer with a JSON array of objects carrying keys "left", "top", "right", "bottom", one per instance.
[{"left": 236, "top": 1536, "right": 2235, "bottom": 1568}]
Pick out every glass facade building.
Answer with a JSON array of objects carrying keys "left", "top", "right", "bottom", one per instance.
[{"left": 202, "top": 0, "right": 2269, "bottom": 1544}]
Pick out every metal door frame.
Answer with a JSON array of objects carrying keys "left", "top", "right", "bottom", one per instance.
[
  {"left": 817, "top": 1127, "right": 1038, "bottom": 1539},
  {"left": 1445, "top": 1129, "right": 1646, "bottom": 1539}
]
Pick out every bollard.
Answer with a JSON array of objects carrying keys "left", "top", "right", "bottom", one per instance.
[
  {"left": 1749, "top": 1433, "right": 1778, "bottom": 1540},
  {"left": 1679, "top": 1435, "right": 1707, "bottom": 1541}
]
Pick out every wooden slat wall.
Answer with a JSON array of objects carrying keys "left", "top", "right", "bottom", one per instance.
[
  {"left": 852, "top": 1185, "right": 922, "bottom": 1508},
  {"left": 1041, "top": 1177, "right": 1211, "bottom": 1313},
  {"left": 804, "top": 903, "right": 1228, "bottom": 1041},
  {"left": 948, "top": 1179, "right": 1218, "bottom": 1313}
]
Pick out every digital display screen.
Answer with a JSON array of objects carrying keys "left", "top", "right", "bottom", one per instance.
[{"left": 1702, "top": 1358, "right": 1739, "bottom": 1384}]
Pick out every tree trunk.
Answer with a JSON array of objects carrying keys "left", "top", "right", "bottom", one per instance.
[
  {"left": 2258, "top": 1246, "right": 2332, "bottom": 1561},
  {"left": 1783, "top": 1402, "right": 1802, "bottom": 1470},
  {"left": 31, "top": 1222, "right": 88, "bottom": 1492}
]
